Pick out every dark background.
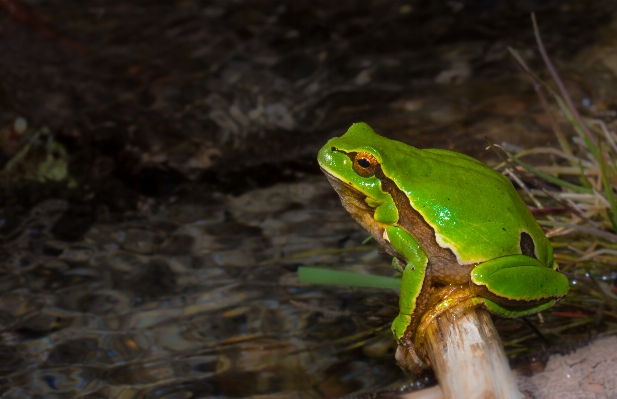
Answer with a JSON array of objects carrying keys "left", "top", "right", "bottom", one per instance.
[
  {"left": 2, "top": 0, "right": 616, "bottom": 202},
  {"left": 0, "top": 1, "right": 616, "bottom": 398}
]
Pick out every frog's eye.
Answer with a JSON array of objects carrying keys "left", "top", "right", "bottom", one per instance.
[{"left": 353, "top": 152, "right": 379, "bottom": 177}]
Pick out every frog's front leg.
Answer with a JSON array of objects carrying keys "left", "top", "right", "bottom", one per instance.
[
  {"left": 470, "top": 254, "right": 570, "bottom": 316},
  {"left": 384, "top": 225, "right": 430, "bottom": 342}
]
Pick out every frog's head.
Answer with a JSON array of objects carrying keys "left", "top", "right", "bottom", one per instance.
[
  {"left": 318, "top": 123, "right": 402, "bottom": 243},
  {"left": 317, "top": 122, "right": 388, "bottom": 202}
]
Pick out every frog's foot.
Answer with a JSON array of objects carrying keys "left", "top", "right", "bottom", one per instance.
[
  {"left": 481, "top": 297, "right": 558, "bottom": 318},
  {"left": 395, "top": 340, "right": 429, "bottom": 375},
  {"left": 391, "top": 257, "right": 405, "bottom": 274},
  {"left": 412, "top": 291, "right": 561, "bottom": 356}
]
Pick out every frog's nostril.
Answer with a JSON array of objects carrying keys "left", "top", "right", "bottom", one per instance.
[{"left": 331, "top": 147, "right": 337, "bottom": 152}]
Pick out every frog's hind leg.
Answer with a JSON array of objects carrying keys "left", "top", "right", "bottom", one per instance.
[{"left": 470, "top": 255, "right": 570, "bottom": 307}]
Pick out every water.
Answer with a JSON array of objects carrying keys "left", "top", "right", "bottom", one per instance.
[{"left": 0, "top": 179, "right": 406, "bottom": 398}]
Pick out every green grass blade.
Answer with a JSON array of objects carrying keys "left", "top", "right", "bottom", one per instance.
[
  {"left": 298, "top": 266, "right": 401, "bottom": 290},
  {"left": 506, "top": 151, "right": 593, "bottom": 194},
  {"left": 598, "top": 146, "right": 617, "bottom": 231},
  {"left": 554, "top": 96, "right": 600, "bottom": 158},
  {"left": 576, "top": 161, "right": 593, "bottom": 189}
]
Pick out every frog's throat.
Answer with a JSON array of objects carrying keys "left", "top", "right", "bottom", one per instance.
[{"left": 321, "top": 168, "right": 398, "bottom": 258}]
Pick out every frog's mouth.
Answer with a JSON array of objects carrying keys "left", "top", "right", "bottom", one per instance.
[{"left": 320, "top": 167, "right": 397, "bottom": 257}]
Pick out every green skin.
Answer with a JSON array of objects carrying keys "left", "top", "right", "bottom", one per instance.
[{"left": 317, "top": 122, "right": 570, "bottom": 343}]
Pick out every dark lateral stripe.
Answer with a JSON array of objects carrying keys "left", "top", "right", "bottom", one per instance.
[{"left": 374, "top": 168, "right": 459, "bottom": 265}]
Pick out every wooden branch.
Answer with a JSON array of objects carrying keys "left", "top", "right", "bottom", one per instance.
[{"left": 414, "top": 306, "right": 522, "bottom": 399}]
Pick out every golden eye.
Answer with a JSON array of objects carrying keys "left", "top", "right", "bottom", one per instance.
[{"left": 352, "top": 152, "right": 379, "bottom": 177}]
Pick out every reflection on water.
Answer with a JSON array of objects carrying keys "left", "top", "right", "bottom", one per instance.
[{"left": 0, "top": 179, "right": 407, "bottom": 398}]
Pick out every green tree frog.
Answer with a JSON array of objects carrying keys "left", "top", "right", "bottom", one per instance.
[{"left": 317, "top": 122, "right": 569, "bottom": 349}]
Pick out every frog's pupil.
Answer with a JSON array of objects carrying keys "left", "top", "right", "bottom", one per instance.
[{"left": 358, "top": 158, "right": 371, "bottom": 168}]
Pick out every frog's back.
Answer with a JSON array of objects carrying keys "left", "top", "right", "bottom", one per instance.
[{"left": 382, "top": 146, "right": 551, "bottom": 266}]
